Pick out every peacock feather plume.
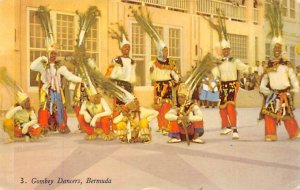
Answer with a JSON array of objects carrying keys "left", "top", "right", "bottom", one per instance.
[
  {"left": 202, "top": 8, "right": 228, "bottom": 42},
  {"left": 76, "top": 6, "right": 101, "bottom": 47},
  {"left": 265, "top": 0, "right": 283, "bottom": 39},
  {"left": 184, "top": 53, "right": 219, "bottom": 99},
  {"left": 0, "top": 67, "right": 24, "bottom": 95},
  {"left": 108, "top": 23, "right": 130, "bottom": 49},
  {"left": 36, "top": 6, "right": 55, "bottom": 48},
  {"left": 130, "top": 6, "right": 165, "bottom": 49}
]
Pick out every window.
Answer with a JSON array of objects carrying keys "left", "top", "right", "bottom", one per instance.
[
  {"left": 282, "top": 0, "right": 288, "bottom": 17},
  {"left": 131, "top": 22, "right": 182, "bottom": 86},
  {"left": 151, "top": 26, "right": 163, "bottom": 60},
  {"left": 280, "top": 0, "right": 296, "bottom": 18},
  {"left": 131, "top": 23, "right": 146, "bottom": 86},
  {"left": 29, "top": 10, "right": 47, "bottom": 87},
  {"left": 85, "top": 18, "right": 99, "bottom": 62},
  {"left": 28, "top": 8, "right": 100, "bottom": 88},
  {"left": 56, "top": 14, "right": 75, "bottom": 56},
  {"left": 228, "top": 34, "right": 248, "bottom": 61},
  {"left": 289, "top": 0, "right": 295, "bottom": 18},
  {"left": 290, "top": 46, "right": 295, "bottom": 65},
  {"left": 265, "top": 0, "right": 296, "bottom": 19},
  {"left": 169, "top": 28, "right": 181, "bottom": 72}
]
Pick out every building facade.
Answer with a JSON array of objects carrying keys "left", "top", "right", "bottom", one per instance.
[{"left": 0, "top": 0, "right": 299, "bottom": 112}]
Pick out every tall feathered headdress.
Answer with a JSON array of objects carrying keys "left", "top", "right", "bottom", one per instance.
[
  {"left": 130, "top": 6, "right": 166, "bottom": 61},
  {"left": 109, "top": 23, "right": 130, "bottom": 49},
  {"left": 36, "top": 6, "right": 56, "bottom": 52},
  {"left": 0, "top": 67, "right": 29, "bottom": 104},
  {"left": 73, "top": 6, "right": 101, "bottom": 96},
  {"left": 76, "top": 6, "right": 101, "bottom": 47},
  {"left": 265, "top": 0, "right": 284, "bottom": 47},
  {"left": 203, "top": 8, "right": 230, "bottom": 49},
  {"left": 183, "top": 53, "right": 218, "bottom": 100}
]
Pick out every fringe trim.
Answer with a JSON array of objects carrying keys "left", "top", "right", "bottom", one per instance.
[
  {"left": 95, "top": 128, "right": 115, "bottom": 141},
  {"left": 261, "top": 108, "right": 294, "bottom": 121}
]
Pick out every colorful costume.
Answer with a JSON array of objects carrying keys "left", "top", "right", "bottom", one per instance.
[
  {"left": 165, "top": 84, "right": 205, "bottom": 144},
  {"left": 260, "top": 58, "right": 299, "bottom": 141},
  {"left": 78, "top": 93, "right": 113, "bottom": 140},
  {"left": 3, "top": 92, "right": 42, "bottom": 142},
  {"left": 30, "top": 50, "right": 82, "bottom": 134},
  {"left": 260, "top": 1, "right": 300, "bottom": 141},
  {"left": 110, "top": 55, "right": 136, "bottom": 105},
  {"left": 212, "top": 55, "right": 250, "bottom": 139},
  {"left": 108, "top": 25, "right": 136, "bottom": 105},
  {"left": 113, "top": 101, "right": 158, "bottom": 143},
  {"left": 206, "top": 10, "right": 251, "bottom": 140},
  {"left": 131, "top": 7, "right": 180, "bottom": 135},
  {"left": 260, "top": 2, "right": 300, "bottom": 141},
  {"left": 150, "top": 58, "right": 179, "bottom": 134}
]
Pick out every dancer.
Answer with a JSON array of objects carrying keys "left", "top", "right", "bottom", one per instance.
[
  {"left": 30, "top": 44, "right": 82, "bottom": 133},
  {"left": 165, "top": 83, "right": 205, "bottom": 144},
  {"left": 113, "top": 98, "right": 158, "bottom": 143},
  {"left": 260, "top": 1, "right": 300, "bottom": 141},
  {"left": 205, "top": 9, "right": 252, "bottom": 140},
  {"left": 78, "top": 85, "right": 113, "bottom": 140},
  {"left": 32, "top": 7, "right": 82, "bottom": 134},
  {"left": 3, "top": 91, "right": 42, "bottom": 142},
  {"left": 131, "top": 7, "right": 180, "bottom": 135},
  {"left": 107, "top": 24, "right": 136, "bottom": 106}
]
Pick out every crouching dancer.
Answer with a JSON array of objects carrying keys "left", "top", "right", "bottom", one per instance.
[
  {"left": 113, "top": 98, "right": 158, "bottom": 144},
  {"left": 3, "top": 92, "right": 42, "bottom": 143},
  {"left": 78, "top": 86, "right": 113, "bottom": 141},
  {"left": 165, "top": 84, "right": 205, "bottom": 144}
]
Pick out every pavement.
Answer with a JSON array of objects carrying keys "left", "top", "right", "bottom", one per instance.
[{"left": 0, "top": 108, "right": 300, "bottom": 190}]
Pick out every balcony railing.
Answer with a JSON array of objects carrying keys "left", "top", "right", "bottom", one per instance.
[
  {"left": 197, "top": 0, "right": 246, "bottom": 22},
  {"left": 123, "top": 0, "right": 259, "bottom": 24},
  {"left": 122, "top": 0, "right": 188, "bottom": 12}
]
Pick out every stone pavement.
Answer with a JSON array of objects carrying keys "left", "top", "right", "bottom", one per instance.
[{"left": 0, "top": 108, "right": 300, "bottom": 190}]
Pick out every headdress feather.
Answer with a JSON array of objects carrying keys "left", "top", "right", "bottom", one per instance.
[
  {"left": 108, "top": 23, "right": 130, "bottom": 49},
  {"left": 265, "top": 0, "right": 284, "bottom": 45},
  {"left": 203, "top": 8, "right": 230, "bottom": 48},
  {"left": 76, "top": 6, "right": 101, "bottom": 46},
  {"left": 130, "top": 6, "right": 166, "bottom": 60},
  {"left": 36, "top": 6, "right": 55, "bottom": 49}
]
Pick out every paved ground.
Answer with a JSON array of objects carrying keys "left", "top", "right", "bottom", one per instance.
[{"left": 0, "top": 108, "right": 300, "bottom": 190}]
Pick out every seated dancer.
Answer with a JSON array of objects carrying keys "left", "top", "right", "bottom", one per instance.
[
  {"left": 3, "top": 91, "right": 42, "bottom": 143},
  {"left": 72, "top": 58, "right": 96, "bottom": 132},
  {"left": 165, "top": 83, "right": 205, "bottom": 144},
  {"left": 78, "top": 85, "right": 113, "bottom": 141},
  {"left": 113, "top": 98, "right": 158, "bottom": 143}
]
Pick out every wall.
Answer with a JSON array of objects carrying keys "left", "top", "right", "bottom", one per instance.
[
  {"left": 0, "top": 0, "right": 20, "bottom": 112},
  {"left": 1, "top": 0, "right": 299, "bottom": 112}
]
